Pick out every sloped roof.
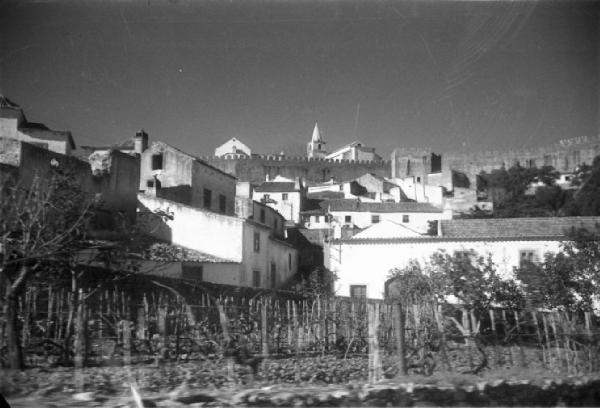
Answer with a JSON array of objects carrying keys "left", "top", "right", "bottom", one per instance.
[
  {"left": 81, "top": 138, "right": 135, "bottom": 151},
  {"left": 254, "top": 182, "right": 299, "bottom": 192},
  {"left": 326, "top": 199, "right": 442, "bottom": 213},
  {"left": 311, "top": 122, "right": 323, "bottom": 142},
  {"left": 440, "top": 217, "right": 600, "bottom": 239},
  {"left": 143, "top": 242, "right": 238, "bottom": 263},
  {"left": 352, "top": 220, "right": 423, "bottom": 239},
  {"left": 307, "top": 190, "right": 345, "bottom": 200}
]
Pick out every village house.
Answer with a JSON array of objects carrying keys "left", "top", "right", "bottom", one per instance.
[
  {"left": 137, "top": 136, "right": 237, "bottom": 215},
  {"left": 137, "top": 193, "right": 298, "bottom": 289},
  {"left": 326, "top": 140, "right": 382, "bottom": 162},
  {"left": 0, "top": 95, "right": 75, "bottom": 156},
  {"left": 214, "top": 137, "right": 252, "bottom": 159},
  {"left": 252, "top": 176, "right": 306, "bottom": 224},
  {"left": 326, "top": 216, "right": 600, "bottom": 299},
  {"left": 326, "top": 199, "right": 446, "bottom": 234}
]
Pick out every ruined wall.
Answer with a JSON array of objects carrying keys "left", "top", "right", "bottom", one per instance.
[{"left": 202, "top": 155, "right": 391, "bottom": 184}]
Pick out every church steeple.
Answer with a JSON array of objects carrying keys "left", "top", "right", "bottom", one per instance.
[{"left": 307, "top": 122, "right": 327, "bottom": 158}]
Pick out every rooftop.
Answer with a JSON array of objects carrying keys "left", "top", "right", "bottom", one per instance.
[
  {"left": 325, "top": 199, "right": 442, "bottom": 213},
  {"left": 440, "top": 217, "right": 600, "bottom": 239},
  {"left": 254, "top": 181, "right": 300, "bottom": 193}
]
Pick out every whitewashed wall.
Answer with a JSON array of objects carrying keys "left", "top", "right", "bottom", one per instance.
[{"left": 326, "top": 238, "right": 563, "bottom": 299}]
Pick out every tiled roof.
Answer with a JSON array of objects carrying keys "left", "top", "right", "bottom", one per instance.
[
  {"left": 325, "top": 199, "right": 442, "bottom": 213},
  {"left": 440, "top": 217, "right": 600, "bottom": 239},
  {"left": 254, "top": 182, "right": 299, "bottom": 192},
  {"left": 143, "top": 242, "right": 237, "bottom": 263}
]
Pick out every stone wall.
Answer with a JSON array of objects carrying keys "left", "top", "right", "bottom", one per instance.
[{"left": 201, "top": 155, "right": 391, "bottom": 184}]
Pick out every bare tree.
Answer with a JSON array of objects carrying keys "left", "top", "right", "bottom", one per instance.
[{"left": 0, "top": 165, "right": 94, "bottom": 369}]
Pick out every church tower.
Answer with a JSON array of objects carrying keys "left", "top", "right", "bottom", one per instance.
[{"left": 307, "top": 122, "right": 327, "bottom": 159}]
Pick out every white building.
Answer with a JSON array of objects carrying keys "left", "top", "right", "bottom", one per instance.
[
  {"left": 215, "top": 137, "right": 252, "bottom": 159},
  {"left": 326, "top": 199, "right": 446, "bottom": 234},
  {"left": 138, "top": 194, "right": 298, "bottom": 289},
  {"left": 325, "top": 140, "right": 382, "bottom": 162},
  {"left": 325, "top": 216, "right": 600, "bottom": 299},
  {"left": 252, "top": 176, "right": 305, "bottom": 224}
]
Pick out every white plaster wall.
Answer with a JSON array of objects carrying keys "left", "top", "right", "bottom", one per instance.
[
  {"left": 138, "top": 194, "right": 244, "bottom": 261},
  {"left": 0, "top": 118, "right": 69, "bottom": 155},
  {"left": 215, "top": 138, "right": 251, "bottom": 157},
  {"left": 252, "top": 191, "right": 302, "bottom": 223},
  {"left": 329, "top": 211, "right": 442, "bottom": 233},
  {"left": 326, "top": 239, "right": 563, "bottom": 300}
]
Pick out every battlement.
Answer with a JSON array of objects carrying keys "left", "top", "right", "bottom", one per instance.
[{"left": 198, "top": 154, "right": 392, "bottom": 166}]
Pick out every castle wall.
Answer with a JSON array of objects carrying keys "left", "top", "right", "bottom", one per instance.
[{"left": 202, "top": 155, "right": 391, "bottom": 184}]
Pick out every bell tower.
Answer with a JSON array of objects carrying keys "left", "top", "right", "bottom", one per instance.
[{"left": 307, "top": 122, "right": 327, "bottom": 159}]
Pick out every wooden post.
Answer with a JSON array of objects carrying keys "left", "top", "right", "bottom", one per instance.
[
  {"left": 549, "top": 312, "right": 562, "bottom": 370},
  {"left": 513, "top": 311, "right": 527, "bottom": 368},
  {"left": 261, "top": 301, "right": 269, "bottom": 356},
  {"left": 585, "top": 312, "right": 593, "bottom": 372},
  {"left": 368, "top": 302, "right": 382, "bottom": 383},
  {"left": 46, "top": 286, "right": 54, "bottom": 339},
  {"left": 74, "top": 288, "right": 86, "bottom": 369},
  {"left": 122, "top": 320, "right": 131, "bottom": 366},
  {"left": 531, "top": 311, "right": 546, "bottom": 367},
  {"left": 501, "top": 309, "right": 513, "bottom": 367},
  {"left": 393, "top": 302, "right": 407, "bottom": 375}
]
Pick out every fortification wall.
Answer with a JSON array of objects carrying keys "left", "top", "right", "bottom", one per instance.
[{"left": 200, "top": 155, "right": 392, "bottom": 184}]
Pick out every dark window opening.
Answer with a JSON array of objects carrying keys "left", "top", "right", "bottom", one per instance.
[
  {"left": 345, "top": 215, "right": 352, "bottom": 223},
  {"left": 270, "top": 262, "right": 277, "bottom": 288},
  {"left": 182, "top": 264, "right": 203, "bottom": 281},
  {"left": 146, "top": 179, "right": 154, "bottom": 188},
  {"left": 282, "top": 193, "right": 288, "bottom": 200},
  {"left": 219, "top": 194, "right": 226, "bottom": 213},
  {"left": 253, "top": 270, "right": 261, "bottom": 287},
  {"left": 203, "top": 188, "right": 212, "bottom": 209},
  {"left": 151, "top": 154, "right": 163, "bottom": 170},
  {"left": 402, "top": 215, "right": 409, "bottom": 223},
  {"left": 260, "top": 208, "right": 266, "bottom": 223},
  {"left": 254, "top": 232, "right": 260, "bottom": 252},
  {"left": 350, "top": 285, "right": 367, "bottom": 299},
  {"left": 372, "top": 215, "right": 380, "bottom": 224},
  {"left": 519, "top": 250, "right": 539, "bottom": 267},
  {"left": 288, "top": 253, "right": 292, "bottom": 270}
]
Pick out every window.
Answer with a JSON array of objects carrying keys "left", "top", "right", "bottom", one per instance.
[
  {"left": 288, "top": 253, "right": 292, "bottom": 270},
  {"left": 350, "top": 285, "right": 367, "bottom": 299},
  {"left": 282, "top": 193, "right": 288, "bottom": 200},
  {"left": 182, "top": 264, "right": 203, "bottom": 281},
  {"left": 203, "top": 188, "right": 212, "bottom": 209},
  {"left": 345, "top": 215, "right": 352, "bottom": 223},
  {"left": 270, "top": 263, "right": 277, "bottom": 288},
  {"left": 253, "top": 270, "right": 261, "bottom": 287},
  {"left": 263, "top": 194, "right": 270, "bottom": 200},
  {"left": 146, "top": 179, "right": 154, "bottom": 188},
  {"left": 254, "top": 232, "right": 260, "bottom": 252},
  {"left": 455, "top": 251, "right": 471, "bottom": 261},
  {"left": 219, "top": 194, "right": 226, "bottom": 213},
  {"left": 416, "top": 176, "right": 421, "bottom": 183},
  {"left": 260, "top": 208, "right": 266, "bottom": 223},
  {"left": 315, "top": 215, "right": 321, "bottom": 223},
  {"left": 519, "top": 250, "right": 539, "bottom": 267},
  {"left": 371, "top": 215, "right": 380, "bottom": 224},
  {"left": 151, "top": 154, "right": 163, "bottom": 170},
  {"left": 402, "top": 215, "right": 410, "bottom": 223}
]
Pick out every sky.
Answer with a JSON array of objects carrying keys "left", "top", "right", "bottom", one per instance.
[{"left": 1, "top": 0, "right": 598, "bottom": 158}]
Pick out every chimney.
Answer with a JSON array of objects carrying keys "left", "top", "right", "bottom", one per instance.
[
  {"left": 294, "top": 176, "right": 301, "bottom": 191},
  {"left": 134, "top": 129, "right": 148, "bottom": 154}
]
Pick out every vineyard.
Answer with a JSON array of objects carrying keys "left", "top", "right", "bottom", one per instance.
[{"left": 4, "top": 273, "right": 600, "bottom": 381}]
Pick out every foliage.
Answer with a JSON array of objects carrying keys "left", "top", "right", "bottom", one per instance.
[
  {"left": 298, "top": 267, "right": 338, "bottom": 299},
  {"left": 563, "top": 156, "right": 600, "bottom": 216}
]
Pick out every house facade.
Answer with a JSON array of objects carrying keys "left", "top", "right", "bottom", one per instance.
[
  {"left": 138, "top": 140, "right": 237, "bottom": 215},
  {"left": 325, "top": 216, "right": 600, "bottom": 299},
  {"left": 138, "top": 194, "right": 299, "bottom": 289},
  {"left": 0, "top": 95, "right": 75, "bottom": 155},
  {"left": 326, "top": 141, "right": 382, "bottom": 162},
  {"left": 252, "top": 177, "right": 305, "bottom": 224},
  {"left": 214, "top": 137, "right": 252, "bottom": 159},
  {"left": 327, "top": 199, "right": 445, "bottom": 234}
]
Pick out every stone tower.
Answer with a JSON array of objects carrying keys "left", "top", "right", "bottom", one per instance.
[{"left": 307, "top": 122, "right": 327, "bottom": 159}]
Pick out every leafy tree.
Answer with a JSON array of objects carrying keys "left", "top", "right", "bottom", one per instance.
[
  {"left": 514, "top": 225, "right": 600, "bottom": 312},
  {"left": 298, "top": 267, "right": 338, "bottom": 299},
  {"left": 564, "top": 156, "right": 600, "bottom": 216}
]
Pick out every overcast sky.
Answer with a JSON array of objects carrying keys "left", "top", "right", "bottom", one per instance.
[{"left": 1, "top": 0, "right": 598, "bottom": 158}]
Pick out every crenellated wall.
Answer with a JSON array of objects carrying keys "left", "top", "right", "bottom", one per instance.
[{"left": 199, "top": 154, "right": 391, "bottom": 184}]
